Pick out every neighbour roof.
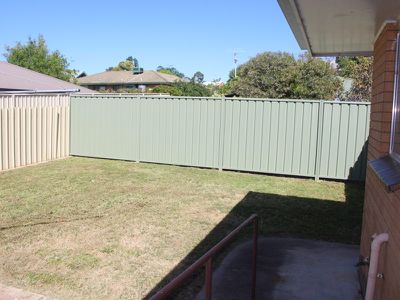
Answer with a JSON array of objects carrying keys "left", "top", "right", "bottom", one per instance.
[
  {"left": 77, "top": 70, "right": 183, "bottom": 86},
  {"left": 278, "top": 0, "right": 400, "bottom": 56},
  {"left": 0, "top": 61, "right": 94, "bottom": 93}
]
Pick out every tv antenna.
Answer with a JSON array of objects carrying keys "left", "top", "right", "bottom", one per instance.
[{"left": 234, "top": 52, "right": 238, "bottom": 78}]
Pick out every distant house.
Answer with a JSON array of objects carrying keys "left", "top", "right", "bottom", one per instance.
[
  {"left": 77, "top": 70, "right": 183, "bottom": 91},
  {"left": 0, "top": 61, "right": 94, "bottom": 93}
]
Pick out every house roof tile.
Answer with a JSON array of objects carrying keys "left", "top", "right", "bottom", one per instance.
[{"left": 77, "top": 70, "right": 183, "bottom": 86}]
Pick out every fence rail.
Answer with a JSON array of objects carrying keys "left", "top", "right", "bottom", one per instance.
[
  {"left": 70, "top": 95, "right": 370, "bottom": 181},
  {"left": 0, "top": 94, "right": 70, "bottom": 171}
]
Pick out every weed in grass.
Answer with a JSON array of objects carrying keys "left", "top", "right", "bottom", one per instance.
[
  {"left": 66, "top": 254, "right": 99, "bottom": 270},
  {"left": 100, "top": 246, "right": 116, "bottom": 254},
  {"left": 27, "top": 272, "right": 66, "bottom": 285},
  {"left": 47, "top": 256, "right": 64, "bottom": 266},
  {"left": 126, "top": 249, "right": 141, "bottom": 257}
]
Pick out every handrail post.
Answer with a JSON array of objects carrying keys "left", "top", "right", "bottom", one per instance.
[
  {"left": 251, "top": 216, "right": 258, "bottom": 300},
  {"left": 205, "top": 258, "right": 213, "bottom": 300}
]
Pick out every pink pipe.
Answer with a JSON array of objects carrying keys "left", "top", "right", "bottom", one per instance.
[{"left": 365, "top": 233, "right": 389, "bottom": 300}]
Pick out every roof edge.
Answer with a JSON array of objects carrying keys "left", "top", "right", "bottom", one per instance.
[
  {"left": 277, "top": 0, "right": 312, "bottom": 53},
  {"left": 80, "top": 82, "right": 174, "bottom": 86},
  {"left": 312, "top": 51, "right": 373, "bottom": 57},
  {"left": 0, "top": 89, "right": 80, "bottom": 94}
]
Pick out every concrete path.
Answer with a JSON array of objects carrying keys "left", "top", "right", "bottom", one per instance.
[
  {"left": 196, "top": 237, "right": 362, "bottom": 300},
  {"left": 0, "top": 283, "right": 49, "bottom": 300}
]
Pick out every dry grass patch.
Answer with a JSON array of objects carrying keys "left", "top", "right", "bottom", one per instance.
[{"left": 0, "top": 157, "right": 364, "bottom": 299}]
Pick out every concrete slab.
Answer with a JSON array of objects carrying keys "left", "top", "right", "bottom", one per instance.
[
  {"left": 196, "top": 237, "right": 362, "bottom": 300},
  {"left": 0, "top": 283, "right": 49, "bottom": 300}
]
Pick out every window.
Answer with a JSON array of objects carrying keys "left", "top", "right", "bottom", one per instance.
[{"left": 390, "top": 33, "right": 400, "bottom": 159}]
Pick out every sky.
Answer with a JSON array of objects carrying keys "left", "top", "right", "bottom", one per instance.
[{"left": 0, "top": 0, "right": 303, "bottom": 82}]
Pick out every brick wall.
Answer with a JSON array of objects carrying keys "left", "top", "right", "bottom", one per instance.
[
  {"left": 368, "top": 23, "right": 398, "bottom": 160},
  {"left": 359, "top": 22, "right": 399, "bottom": 300}
]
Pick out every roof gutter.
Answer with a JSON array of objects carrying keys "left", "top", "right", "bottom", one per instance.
[
  {"left": 277, "top": 0, "right": 313, "bottom": 54},
  {"left": 0, "top": 89, "right": 80, "bottom": 94},
  {"left": 312, "top": 51, "right": 373, "bottom": 57}
]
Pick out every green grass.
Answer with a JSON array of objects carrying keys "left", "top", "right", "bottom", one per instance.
[
  {"left": 27, "top": 272, "right": 67, "bottom": 285},
  {"left": 0, "top": 157, "right": 364, "bottom": 299}
]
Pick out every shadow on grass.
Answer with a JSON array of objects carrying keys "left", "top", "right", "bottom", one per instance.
[{"left": 144, "top": 181, "right": 365, "bottom": 299}]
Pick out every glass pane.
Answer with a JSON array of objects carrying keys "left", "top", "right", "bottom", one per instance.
[{"left": 392, "top": 35, "right": 400, "bottom": 155}]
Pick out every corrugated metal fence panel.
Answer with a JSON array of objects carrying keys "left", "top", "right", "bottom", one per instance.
[
  {"left": 222, "top": 99, "right": 320, "bottom": 177},
  {"left": 70, "top": 95, "right": 222, "bottom": 168},
  {"left": 70, "top": 95, "right": 139, "bottom": 161},
  {"left": 138, "top": 97, "right": 221, "bottom": 167},
  {"left": 70, "top": 95, "right": 370, "bottom": 181},
  {"left": 318, "top": 102, "right": 370, "bottom": 180},
  {"left": 0, "top": 94, "right": 70, "bottom": 172}
]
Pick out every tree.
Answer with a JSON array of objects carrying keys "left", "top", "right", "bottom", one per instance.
[
  {"left": 4, "top": 35, "right": 76, "bottom": 82},
  {"left": 157, "top": 66, "right": 185, "bottom": 78},
  {"left": 228, "top": 52, "right": 298, "bottom": 98},
  {"left": 192, "top": 71, "right": 204, "bottom": 83},
  {"left": 205, "top": 78, "right": 225, "bottom": 96},
  {"left": 227, "top": 51, "right": 341, "bottom": 100},
  {"left": 152, "top": 85, "right": 183, "bottom": 96},
  {"left": 106, "top": 57, "right": 135, "bottom": 71},
  {"left": 175, "top": 82, "right": 211, "bottom": 97},
  {"left": 336, "top": 57, "right": 364, "bottom": 77},
  {"left": 152, "top": 82, "right": 211, "bottom": 97},
  {"left": 293, "top": 53, "right": 343, "bottom": 99},
  {"left": 347, "top": 59, "right": 372, "bottom": 101},
  {"left": 336, "top": 56, "right": 372, "bottom": 101}
]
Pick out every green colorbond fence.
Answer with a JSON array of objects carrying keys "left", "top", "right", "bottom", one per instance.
[{"left": 70, "top": 94, "right": 370, "bottom": 181}]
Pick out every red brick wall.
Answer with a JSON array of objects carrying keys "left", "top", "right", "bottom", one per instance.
[
  {"left": 360, "top": 22, "right": 399, "bottom": 300},
  {"left": 368, "top": 23, "right": 398, "bottom": 160}
]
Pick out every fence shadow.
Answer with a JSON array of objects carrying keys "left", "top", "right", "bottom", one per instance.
[
  {"left": 348, "top": 141, "right": 369, "bottom": 181},
  {"left": 144, "top": 182, "right": 365, "bottom": 299}
]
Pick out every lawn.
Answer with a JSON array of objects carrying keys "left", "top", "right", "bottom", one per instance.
[{"left": 0, "top": 157, "right": 364, "bottom": 299}]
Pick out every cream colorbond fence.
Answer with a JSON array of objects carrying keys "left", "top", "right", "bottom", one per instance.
[{"left": 0, "top": 94, "right": 70, "bottom": 171}]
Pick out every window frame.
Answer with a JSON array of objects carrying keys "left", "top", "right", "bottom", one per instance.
[{"left": 390, "top": 33, "right": 400, "bottom": 160}]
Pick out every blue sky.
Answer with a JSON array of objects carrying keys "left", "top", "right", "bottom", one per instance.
[{"left": 0, "top": 0, "right": 302, "bottom": 81}]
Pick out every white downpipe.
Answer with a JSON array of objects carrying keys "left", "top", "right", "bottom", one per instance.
[{"left": 365, "top": 233, "right": 389, "bottom": 300}]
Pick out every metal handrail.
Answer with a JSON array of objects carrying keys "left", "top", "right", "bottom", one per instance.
[{"left": 149, "top": 214, "right": 259, "bottom": 300}]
